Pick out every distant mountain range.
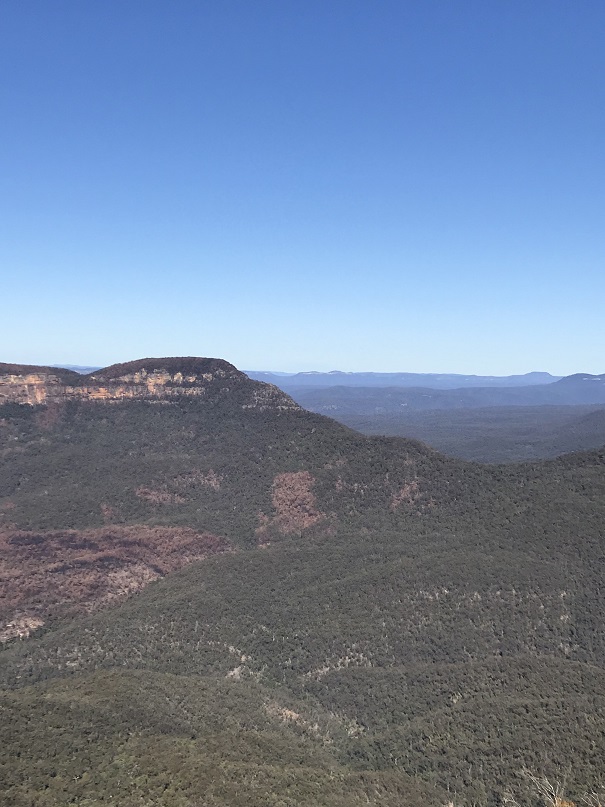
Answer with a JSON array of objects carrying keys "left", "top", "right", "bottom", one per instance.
[
  {"left": 51, "top": 364, "right": 102, "bottom": 374},
  {"left": 272, "top": 373, "right": 605, "bottom": 412},
  {"left": 246, "top": 369, "right": 561, "bottom": 389},
  {"left": 243, "top": 369, "right": 605, "bottom": 462}
]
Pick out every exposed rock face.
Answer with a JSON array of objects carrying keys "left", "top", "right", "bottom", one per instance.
[
  {"left": 0, "top": 365, "right": 82, "bottom": 405},
  {"left": 0, "top": 357, "right": 300, "bottom": 411}
]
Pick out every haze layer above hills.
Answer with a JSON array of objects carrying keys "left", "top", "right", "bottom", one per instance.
[
  {"left": 247, "top": 370, "right": 562, "bottom": 389},
  {"left": 265, "top": 373, "right": 605, "bottom": 410},
  {"left": 1, "top": 357, "right": 605, "bottom": 807}
]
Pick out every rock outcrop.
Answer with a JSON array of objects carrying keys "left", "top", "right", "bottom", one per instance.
[{"left": 0, "top": 357, "right": 300, "bottom": 411}]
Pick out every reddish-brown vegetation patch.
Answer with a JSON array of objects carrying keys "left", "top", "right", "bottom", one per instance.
[
  {"left": 0, "top": 526, "right": 231, "bottom": 642},
  {"left": 390, "top": 479, "right": 421, "bottom": 510},
  {"left": 173, "top": 469, "right": 223, "bottom": 491},
  {"left": 134, "top": 469, "right": 224, "bottom": 508},
  {"left": 100, "top": 502, "right": 118, "bottom": 523},
  {"left": 135, "top": 487, "right": 186, "bottom": 505},
  {"left": 255, "top": 511, "right": 271, "bottom": 536},
  {"left": 270, "top": 471, "right": 323, "bottom": 535}
]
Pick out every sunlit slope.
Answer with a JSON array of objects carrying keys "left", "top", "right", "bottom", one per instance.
[
  {"left": 0, "top": 670, "right": 443, "bottom": 807},
  {"left": 0, "top": 394, "right": 489, "bottom": 540},
  {"left": 2, "top": 359, "right": 605, "bottom": 805},
  {"left": 2, "top": 444, "right": 605, "bottom": 802},
  {"left": 0, "top": 361, "right": 518, "bottom": 641}
]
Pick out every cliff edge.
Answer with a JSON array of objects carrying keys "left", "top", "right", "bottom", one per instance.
[{"left": 0, "top": 357, "right": 300, "bottom": 411}]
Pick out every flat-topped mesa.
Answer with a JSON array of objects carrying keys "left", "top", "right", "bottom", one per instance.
[
  {"left": 88, "top": 357, "right": 244, "bottom": 396},
  {"left": 0, "top": 357, "right": 301, "bottom": 411}
]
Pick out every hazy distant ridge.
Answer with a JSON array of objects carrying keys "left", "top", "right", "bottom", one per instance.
[
  {"left": 246, "top": 370, "right": 560, "bottom": 389},
  {"left": 285, "top": 373, "right": 605, "bottom": 413}
]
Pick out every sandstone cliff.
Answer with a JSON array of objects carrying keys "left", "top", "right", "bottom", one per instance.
[{"left": 0, "top": 357, "right": 300, "bottom": 411}]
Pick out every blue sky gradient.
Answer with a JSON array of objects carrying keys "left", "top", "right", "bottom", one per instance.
[{"left": 2, "top": 1, "right": 604, "bottom": 373}]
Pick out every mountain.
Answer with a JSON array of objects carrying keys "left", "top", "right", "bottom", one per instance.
[
  {"left": 556, "top": 372, "right": 605, "bottom": 387},
  {"left": 2, "top": 357, "right": 605, "bottom": 806},
  {"left": 285, "top": 372, "right": 605, "bottom": 414},
  {"left": 246, "top": 369, "right": 561, "bottom": 389},
  {"left": 0, "top": 357, "right": 299, "bottom": 409},
  {"left": 1, "top": 357, "right": 473, "bottom": 639}
]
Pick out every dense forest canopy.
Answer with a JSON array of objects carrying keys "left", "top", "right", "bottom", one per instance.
[{"left": 1, "top": 359, "right": 605, "bottom": 806}]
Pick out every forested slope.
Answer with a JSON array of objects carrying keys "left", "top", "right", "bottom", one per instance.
[
  {"left": 332, "top": 405, "right": 605, "bottom": 462},
  {"left": 1, "top": 359, "right": 605, "bottom": 806}
]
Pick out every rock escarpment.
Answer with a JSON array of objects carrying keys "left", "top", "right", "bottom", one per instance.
[{"left": 0, "top": 357, "right": 300, "bottom": 411}]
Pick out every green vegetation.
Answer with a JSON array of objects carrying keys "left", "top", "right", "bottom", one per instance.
[
  {"left": 329, "top": 406, "right": 605, "bottom": 463},
  {"left": 0, "top": 397, "right": 484, "bottom": 539},
  {"left": 1, "top": 669, "right": 444, "bottom": 807},
  {"left": 2, "top": 386, "right": 605, "bottom": 805}
]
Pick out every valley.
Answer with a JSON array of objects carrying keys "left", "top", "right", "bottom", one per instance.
[
  {"left": 259, "top": 375, "right": 605, "bottom": 463},
  {"left": 323, "top": 405, "right": 605, "bottom": 463}
]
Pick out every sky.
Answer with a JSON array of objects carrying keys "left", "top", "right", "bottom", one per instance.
[{"left": 1, "top": 1, "right": 604, "bottom": 374}]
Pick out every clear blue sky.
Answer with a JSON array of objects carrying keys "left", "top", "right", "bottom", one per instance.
[{"left": 2, "top": 0, "right": 603, "bottom": 374}]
